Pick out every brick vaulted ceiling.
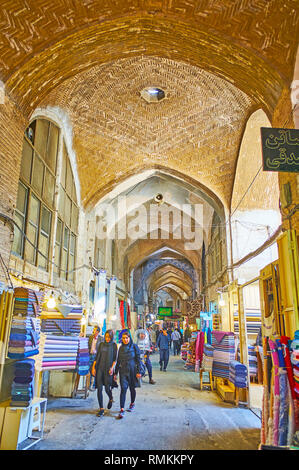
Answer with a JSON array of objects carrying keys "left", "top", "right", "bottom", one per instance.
[
  {"left": 40, "top": 57, "right": 252, "bottom": 208},
  {"left": 0, "top": 1, "right": 298, "bottom": 209}
]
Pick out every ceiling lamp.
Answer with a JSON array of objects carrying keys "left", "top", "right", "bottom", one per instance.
[
  {"left": 46, "top": 292, "right": 57, "bottom": 309},
  {"left": 140, "top": 87, "right": 165, "bottom": 103}
]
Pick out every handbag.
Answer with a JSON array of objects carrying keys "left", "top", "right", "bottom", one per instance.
[
  {"left": 91, "top": 360, "right": 96, "bottom": 377},
  {"left": 133, "top": 344, "right": 146, "bottom": 380}
]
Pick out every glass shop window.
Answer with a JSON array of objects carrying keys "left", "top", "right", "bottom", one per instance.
[
  {"left": 12, "top": 118, "right": 59, "bottom": 270},
  {"left": 13, "top": 118, "right": 78, "bottom": 282},
  {"left": 56, "top": 142, "right": 78, "bottom": 282},
  {"left": 12, "top": 182, "right": 28, "bottom": 257}
]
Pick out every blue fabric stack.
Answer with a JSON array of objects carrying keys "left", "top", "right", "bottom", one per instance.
[
  {"left": 76, "top": 337, "right": 90, "bottom": 376},
  {"left": 237, "top": 344, "right": 257, "bottom": 378},
  {"left": 229, "top": 360, "right": 247, "bottom": 388},
  {"left": 10, "top": 359, "right": 35, "bottom": 407}
]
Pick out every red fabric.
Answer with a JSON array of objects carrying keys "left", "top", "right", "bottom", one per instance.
[
  {"left": 195, "top": 331, "right": 204, "bottom": 366},
  {"left": 120, "top": 301, "right": 125, "bottom": 329},
  {"left": 127, "top": 303, "right": 131, "bottom": 329},
  {"left": 280, "top": 336, "right": 296, "bottom": 399},
  {"left": 212, "top": 330, "right": 234, "bottom": 343}
]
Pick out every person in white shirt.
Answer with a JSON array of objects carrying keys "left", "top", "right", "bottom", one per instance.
[{"left": 135, "top": 329, "right": 156, "bottom": 384}]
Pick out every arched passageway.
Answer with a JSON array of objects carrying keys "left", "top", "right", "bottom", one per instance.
[{"left": 0, "top": 1, "right": 298, "bottom": 452}]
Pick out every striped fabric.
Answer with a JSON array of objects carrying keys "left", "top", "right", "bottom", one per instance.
[
  {"left": 212, "top": 331, "right": 235, "bottom": 379},
  {"left": 237, "top": 345, "right": 257, "bottom": 378},
  {"left": 8, "top": 287, "right": 43, "bottom": 359},
  {"left": 41, "top": 334, "right": 79, "bottom": 370},
  {"left": 41, "top": 319, "right": 81, "bottom": 335}
]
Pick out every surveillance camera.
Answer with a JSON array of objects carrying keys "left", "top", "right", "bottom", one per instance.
[{"left": 154, "top": 193, "right": 164, "bottom": 204}]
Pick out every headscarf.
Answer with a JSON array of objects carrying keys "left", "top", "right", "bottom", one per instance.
[
  {"left": 105, "top": 329, "right": 114, "bottom": 342},
  {"left": 118, "top": 329, "right": 131, "bottom": 343}
]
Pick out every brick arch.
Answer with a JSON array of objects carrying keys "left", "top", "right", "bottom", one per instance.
[
  {"left": 135, "top": 262, "right": 194, "bottom": 304},
  {"left": 133, "top": 259, "right": 195, "bottom": 304},
  {"left": 4, "top": 12, "right": 290, "bottom": 116}
]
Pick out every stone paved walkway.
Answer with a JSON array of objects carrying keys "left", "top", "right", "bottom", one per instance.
[{"left": 33, "top": 354, "right": 261, "bottom": 450}]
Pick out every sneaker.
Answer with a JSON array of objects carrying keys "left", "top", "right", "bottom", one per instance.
[
  {"left": 127, "top": 403, "right": 135, "bottom": 412},
  {"left": 163, "top": 369, "right": 167, "bottom": 372},
  {"left": 149, "top": 379, "right": 156, "bottom": 384},
  {"left": 96, "top": 409, "right": 105, "bottom": 417},
  {"left": 160, "top": 366, "right": 162, "bottom": 371},
  {"left": 117, "top": 410, "right": 125, "bottom": 419},
  {"left": 107, "top": 398, "right": 113, "bottom": 410}
]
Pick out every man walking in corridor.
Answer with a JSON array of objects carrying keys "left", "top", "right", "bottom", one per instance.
[
  {"left": 171, "top": 328, "right": 181, "bottom": 356},
  {"left": 157, "top": 328, "right": 171, "bottom": 371}
]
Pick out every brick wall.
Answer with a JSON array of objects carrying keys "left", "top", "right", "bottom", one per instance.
[{"left": 0, "top": 96, "right": 26, "bottom": 282}]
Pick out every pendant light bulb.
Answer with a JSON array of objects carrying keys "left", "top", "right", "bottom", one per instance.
[{"left": 47, "top": 295, "right": 56, "bottom": 309}]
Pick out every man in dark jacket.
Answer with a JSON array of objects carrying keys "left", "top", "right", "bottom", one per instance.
[{"left": 157, "top": 328, "right": 171, "bottom": 371}]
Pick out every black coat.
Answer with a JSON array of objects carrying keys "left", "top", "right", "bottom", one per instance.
[
  {"left": 115, "top": 340, "right": 141, "bottom": 388},
  {"left": 95, "top": 341, "right": 117, "bottom": 388}
]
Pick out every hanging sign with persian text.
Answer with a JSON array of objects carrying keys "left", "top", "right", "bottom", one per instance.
[{"left": 261, "top": 127, "right": 299, "bottom": 173}]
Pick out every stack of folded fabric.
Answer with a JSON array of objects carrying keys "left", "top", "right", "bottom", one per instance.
[
  {"left": 8, "top": 288, "right": 44, "bottom": 359},
  {"left": 34, "top": 332, "right": 46, "bottom": 371},
  {"left": 229, "top": 360, "right": 248, "bottom": 388},
  {"left": 212, "top": 331, "right": 235, "bottom": 379},
  {"left": 41, "top": 318, "right": 81, "bottom": 336},
  {"left": 247, "top": 345, "right": 258, "bottom": 378},
  {"left": 10, "top": 359, "right": 35, "bottom": 407},
  {"left": 237, "top": 344, "right": 258, "bottom": 379},
  {"left": 41, "top": 335, "right": 79, "bottom": 370},
  {"left": 201, "top": 344, "right": 214, "bottom": 372},
  {"left": 76, "top": 337, "right": 90, "bottom": 376}
]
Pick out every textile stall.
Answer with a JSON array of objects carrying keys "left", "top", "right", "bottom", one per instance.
[
  {"left": 180, "top": 343, "right": 189, "bottom": 362},
  {"left": 260, "top": 332, "right": 299, "bottom": 449},
  {"left": 0, "top": 287, "right": 47, "bottom": 450},
  {"left": 199, "top": 312, "right": 212, "bottom": 344},
  {"left": 38, "top": 303, "right": 86, "bottom": 398},
  {"left": 183, "top": 331, "right": 198, "bottom": 370}
]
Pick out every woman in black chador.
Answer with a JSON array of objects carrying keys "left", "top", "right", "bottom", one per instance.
[
  {"left": 94, "top": 329, "right": 117, "bottom": 417},
  {"left": 114, "top": 331, "right": 142, "bottom": 419}
]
